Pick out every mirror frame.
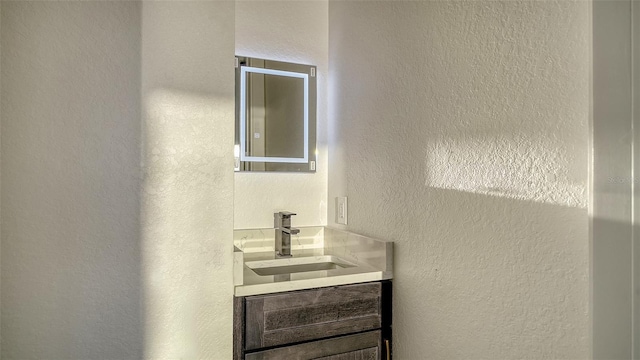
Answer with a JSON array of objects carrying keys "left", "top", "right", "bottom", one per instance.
[{"left": 235, "top": 56, "right": 317, "bottom": 172}]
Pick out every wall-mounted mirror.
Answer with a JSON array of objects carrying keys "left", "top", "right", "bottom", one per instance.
[{"left": 235, "top": 56, "right": 317, "bottom": 172}]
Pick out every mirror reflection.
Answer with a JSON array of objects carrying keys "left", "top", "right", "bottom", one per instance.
[{"left": 235, "top": 57, "right": 317, "bottom": 172}]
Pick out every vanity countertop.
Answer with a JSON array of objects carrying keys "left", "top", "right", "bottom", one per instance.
[{"left": 233, "top": 227, "right": 393, "bottom": 296}]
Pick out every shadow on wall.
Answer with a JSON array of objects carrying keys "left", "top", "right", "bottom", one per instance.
[
  {"left": 327, "top": 2, "right": 590, "bottom": 357},
  {"left": 1, "top": 1, "right": 235, "bottom": 359},
  {"left": 332, "top": 77, "right": 591, "bottom": 358},
  {"left": 350, "top": 185, "right": 590, "bottom": 358},
  {"left": 0, "top": 1, "right": 146, "bottom": 358}
]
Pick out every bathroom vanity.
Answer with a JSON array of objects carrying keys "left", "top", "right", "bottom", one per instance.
[
  {"left": 233, "top": 226, "right": 393, "bottom": 360},
  {"left": 234, "top": 55, "right": 394, "bottom": 358}
]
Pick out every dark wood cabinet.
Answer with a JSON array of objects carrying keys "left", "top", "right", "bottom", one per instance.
[
  {"left": 245, "top": 331, "right": 381, "bottom": 360},
  {"left": 234, "top": 281, "right": 392, "bottom": 360}
]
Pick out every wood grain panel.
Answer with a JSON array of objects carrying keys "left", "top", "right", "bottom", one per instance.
[
  {"left": 263, "top": 315, "right": 381, "bottom": 348},
  {"left": 245, "top": 330, "right": 381, "bottom": 360},
  {"left": 260, "top": 283, "right": 381, "bottom": 311},
  {"left": 233, "top": 296, "right": 245, "bottom": 360},
  {"left": 245, "top": 297, "right": 265, "bottom": 350},
  {"left": 264, "top": 298, "right": 379, "bottom": 329},
  {"left": 245, "top": 283, "right": 382, "bottom": 350}
]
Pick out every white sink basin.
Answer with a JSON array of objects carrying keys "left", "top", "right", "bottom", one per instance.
[
  {"left": 245, "top": 255, "right": 356, "bottom": 276},
  {"left": 233, "top": 226, "right": 393, "bottom": 296}
]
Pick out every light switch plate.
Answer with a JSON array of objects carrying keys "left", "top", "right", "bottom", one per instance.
[{"left": 336, "top": 197, "right": 347, "bottom": 225}]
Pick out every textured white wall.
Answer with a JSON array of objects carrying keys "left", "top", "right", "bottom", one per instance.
[
  {"left": 328, "top": 1, "right": 590, "bottom": 358},
  {"left": 1, "top": 2, "right": 143, "bottom": 358},
  {"left": 1, "top": 1, "right": 235, "bottom": 359},
  {"left": 140, "top": 2, "right": 235, "bottom": 359},
  {"left": 234, "top": 0, "right": 328, "bottom": 229}
]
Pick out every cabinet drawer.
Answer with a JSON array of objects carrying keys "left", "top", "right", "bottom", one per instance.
[
  {"left": 245, "top": 330, "right": 381, "bottom": 360},
  {"left": 245, "top": 282, "right": 382, "bottom": 350}
]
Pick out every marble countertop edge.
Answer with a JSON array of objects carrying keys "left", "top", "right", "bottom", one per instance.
[{"left": 234, "top": 271, "right": 388, "bottom": 297}]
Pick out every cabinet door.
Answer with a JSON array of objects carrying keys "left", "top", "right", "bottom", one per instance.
[
  {"left": 245, "top": 282, "right": 382, "bottom": 350},
  {"left": 245, "top": 330, "right": 381, "bottom": 360}
]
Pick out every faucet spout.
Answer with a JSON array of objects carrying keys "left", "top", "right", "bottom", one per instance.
[{"left": 280, "top": 227, "right": 301, "bottom": 236}]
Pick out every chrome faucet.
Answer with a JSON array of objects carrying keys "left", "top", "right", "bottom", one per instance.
[{"left": 274, "top": 211, "right": 300, "bottom": 258}]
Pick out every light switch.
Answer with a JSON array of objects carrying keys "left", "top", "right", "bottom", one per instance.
[{"left": 336, "top": 197, "right": 347, "bottom": 225}]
